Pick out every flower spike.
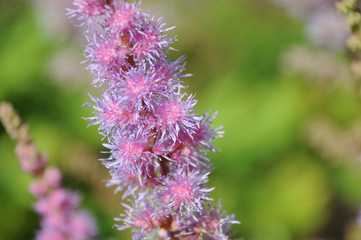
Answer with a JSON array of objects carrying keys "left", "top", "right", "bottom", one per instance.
[{"left": 69, "top": 0, "right": 239, "bottom": 238}]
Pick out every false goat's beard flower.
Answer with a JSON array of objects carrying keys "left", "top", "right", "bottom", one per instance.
[
  {"left": 157, "top": 168, "right": 214, "bottom": 216},
  {"left": 154, "top": 92, "right": 199, "bottom": 142},
  {"left": 169, "top": 112, "right": 224, "bottom": 167},
  {"left": 85, "top": 33, "right": 131, "bottom": 83},
  {"left": 178, "top": 201, "right": 239, "bottom": 240},
  {"left": 115, "top": 63, "right": 175, "bottom": 111},
  {"left": 69, "top": 0, "right": 239, "bottom": 238},
  {"left": 103, "top": 128, "right": 157, "bottom": 176},
  {"left": 116, "top": 192, "right": 183, "bottom": 239},
  {"left": 68, "top": 0, "right": 110, "bottom": 25},
  {"left": 105, "top": 0, "right": 143, "bottom": 32},
  {"left": 86, "top": 90, "right": 140, "bottom": 134},
  {"left": 131, "top": 17, "right": 176, "bottom": 61},
  {"left": 0, "top": 102, "right": 98, "bottom": 240}
]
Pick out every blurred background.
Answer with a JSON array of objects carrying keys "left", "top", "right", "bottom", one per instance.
[{"left": 1, "top": 0, "right": 361, "bottom": 239}]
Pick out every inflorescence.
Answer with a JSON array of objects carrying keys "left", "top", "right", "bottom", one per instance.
[
  {"left": 69, "top": 0, "right": 239, "bottom": 239},
  {"left": 0, "top": 102, "right": 97, "bottom": 240}
]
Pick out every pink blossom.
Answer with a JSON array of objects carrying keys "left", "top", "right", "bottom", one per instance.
[{"left": 43, "top": 167, "right": 62, "bottom": 188}]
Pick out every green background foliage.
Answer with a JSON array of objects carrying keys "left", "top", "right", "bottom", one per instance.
[{"left": 1, "top": 0, "right": 361, "bottom": 239}]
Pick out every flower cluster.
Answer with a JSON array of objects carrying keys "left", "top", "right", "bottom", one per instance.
[
  {"left": 0, "top": 102, "right": 97, "bottom": 240},
  {"left": 31, "top": 169, "right": 97, "bottom": 240},
  {"left": 69, "top": 0, "right": 238, "bottom": 239}
]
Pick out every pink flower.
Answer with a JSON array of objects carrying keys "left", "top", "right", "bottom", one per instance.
[
  {"left": 29, "top": 181, "right": 46, "bottom": 197},
  {"left": 104, "top": 129, "right": 156, "bottom": 175},
  {"left": 15, "top": 142, "right": 47, "bottom": 175},
  {"left": 68, "top": 0, "right": 109, "bottom": 25},
  {"left": 132, "top": 18, "right": 175, "bottom": 60},
  {"left": 158, "top": 168, "right": 214, "bottom": 216},
  {"left": 85, "top": 34, "right": 130, "bottom": 83},
  {"left": 87, "top": 91, "right": 139, "bottom": 133},
  {"left": 68, "top": 211, "right": 98, "bottom": 240},
  {"left": 106, "top": 1, "right": 143, "bottom": 33},
  {"left": 43, "top": 167, "right": 62, "bottom": 188},
  {"left": 154, "top": 93, "right": 198, "bottom": 142},
  {"left": 69, "top": 0, "right": 239, "bottom": 238}
]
